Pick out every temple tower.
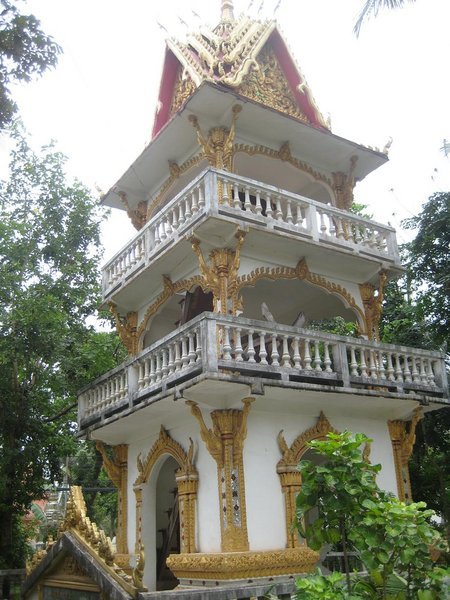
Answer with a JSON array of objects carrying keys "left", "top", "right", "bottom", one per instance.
[{"left": 23, "top": 3, "right": 448, "bottom": 597}]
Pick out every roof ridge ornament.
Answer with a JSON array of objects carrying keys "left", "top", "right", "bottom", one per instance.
[{"left": 221, "top": 0, "right": 235, "bottom": 22}]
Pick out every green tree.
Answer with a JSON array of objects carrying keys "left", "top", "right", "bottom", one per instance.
[
  {"left": 0, "top": 0, "right": 60, "bottom": 129},
  {"left": 354, "top": 0, "right": 417, "bottom": 36},
  {"left": 295, "top": 432, "right": 448, "bottom": 600},
  {"left": 0, "top": 127, "right": 118, "bottom": 567}
]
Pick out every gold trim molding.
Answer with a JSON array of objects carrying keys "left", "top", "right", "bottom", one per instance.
[
  {"left": 276, "top": 412, "right": 338, "bottom": 549},
  {"left": 187, "top": 398, "right": 254, "bottom": 552},
  {"left": 134, "top": 425, "right": 198, "bottom": 554},
  {"left": 166, "top": 547, "right": 319, "bottom": 580},
  {"left": 95, "top": 442, "right": 129, "bottom": 556},
  {"left": 388, "top": 408, "right": 423, "bottom": 502}
]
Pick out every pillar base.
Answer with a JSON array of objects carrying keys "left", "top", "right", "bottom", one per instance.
[{"left": 167, "top": 547, "right": 319, "bottom": 582}]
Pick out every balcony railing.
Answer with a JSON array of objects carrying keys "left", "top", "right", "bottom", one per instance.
[
  {"left": 78, "top": 314, "right": 447, "bottom": 425},
  {"left": 102, "top": 169, "right": 400, "bottom": 298}
]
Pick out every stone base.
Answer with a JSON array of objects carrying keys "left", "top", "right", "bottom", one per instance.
[{"left": 166, "top": 547, "right": 319, "bottom": 582}]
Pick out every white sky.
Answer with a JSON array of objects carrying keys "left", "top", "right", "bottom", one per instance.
[{"left": 7, "top": 0, "right": 450, "bottom": 260}]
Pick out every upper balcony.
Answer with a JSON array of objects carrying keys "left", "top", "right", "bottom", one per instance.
[
  {"left": 102, "top": 168, "right": 401, "bottom": 309},
  {"left": 78, "top": 313, "right": 448, "bottom": 441}
]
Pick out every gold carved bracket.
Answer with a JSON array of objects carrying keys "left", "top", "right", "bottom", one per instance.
[
  {"left": 109, "top": 302, "right": 138, "bottom": 355},
  {"left": 332, "top": 155, "right": 358, "bottom": 211},
  {"left": 359, "top": 270, "right": 387, "bottom": 340}
]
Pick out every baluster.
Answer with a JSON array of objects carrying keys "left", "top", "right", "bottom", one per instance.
[
  {"left": 270, "top": 333, "right": 280, "bottom": 366},
  {"left": 336, "top": 217, "right": 345, "bottom": 239},
  {"left": 247, "top": 330, "right": 256, "bottom": 363},
  {"left": 329, "top": 214, "right": 336, "bottom": 237},
  {"left": 171, "top": 206, "right": 179, "bottom": 230},
  {"left": 419, "top": 357, "right": 427, "bottom": 383},
  {"left": 319, "top": 211, "right": 327, "bottom": 234},
  {"left": 174, "top": 341, "right": 182, "bottom": 372},
  {"left": 143, "top": 358, "right": 150, "bottom": 388},
  {"left": 195, "top": 329, "right": 202, "bottom": 361},
  {"left": 159, "top": 219, "right": 167, "bottom": 241},
  {"left": 265, "top": 192, "right": 273, "bottom": 218},
  {"left": 394, "top": 353, "right": 403, "bottom": 382},
  {"left": 369, "top": 350, "right": 377, "bottom": 379},
  {"left": 234, "top": 328, "right": 243, "bottom": 362},
  {"left": 324, "top": 343, "right": 332, "bottom": 372},
  {"left": 168, "top": 344, "right": 175, "bottom": 374},
  {"left": 275, "top": 195, "right": 283, "bottom": 221},
  {"left": 178, "top": 201, "right": 185, "bottom": 225},
  {"left": 181, "top": 336, "right": 189, "bottom": 369},
  {"left": 292, "top": 336, "right": 302, "bottom": 369},
  {"left": 149, "top": 355, "right": 156, "bottom": 384},
  {"left": 233, "top": 183, "right": 241, "bottom": 209},
  {"left": 258, "top": 331, "right": 268, "bottom": 364},
  {"left": 153, "top": 223, "right": 161, "bottom": 245},
  {"left": 244, "top": 186, "right": 252, "bottom": 211},
  {"left": 304, "top": 339, "right": 312, "bottom": 370},
  {"left": 350, "top": 346, "right": 358, "bottom": 376},
  {"left": 378, "top": 351, "right": 386, "bottom": 379},
  {"left": 184, "top": 195, "right": 192, "bottom": 220},
  {"left": 403, "top": 355, "right": 412, "bottom": 382},
  {"left": 411, "top": 356, "right": 420, "bottom": 382},
  {"left": 161, "top": 349, "right": 168, "bottom": 379},
  {"left": 427, "top": 359, "right": 436, "bottom": 386},
  {"left": 188, "top": 333, "right": 196, "bottom": 364},
  {"left": 198, "top": 183, "right": 205, "bottom": 209},
  {"left": 286, "top": 199, "right": 293, "bottom": 224},
  {"left": 295, "top": 204, "right": 303, "bottom": 227},
  {"left": 155, "top": 352, "right": 162, "bottom": 382},
  {"left": 221, "top": 178, "right": 229, "bottom": 205},
  {"left": 191, "top": 188, "right": 199, "bottom": 214},
  {"left": 359, "top": 348, "right": 368, "bottom": 378},
  {"left": 138, "top": 362, "right": 144, "bottom": 390},
  {"left": 222, "top": 326, "right": 232, "bottom": 360},
  {"left": 313, "top": 341, "right": 322, "bottom": 371},
  {"left": 254, "top": 189, "right": 262, "bottom": 215},
  {"left": 281, "top": 336, "right": 291, "bottom": 368},
  {"left": 386, "top": 352, "right": 395, "bottom": 381},
  {"left": 369, "top": 229, "right": 378, "bottom": 248}
]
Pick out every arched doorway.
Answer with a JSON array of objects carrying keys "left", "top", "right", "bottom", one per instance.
[{"left": 155, "top": 456, "right": 180, "bottom": 590}]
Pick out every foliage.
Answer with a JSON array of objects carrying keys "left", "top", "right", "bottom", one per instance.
[
  {"left": 402, "top": 192, "right": 450, "bottom": 350},
  {"left": 354, "top": 0, "right": 417, "bottom": 36},
  {"left": 0, "top": 126, "right": 120, "bottom": 566},
  {"left": 295, "top": 432, "right": 449, "bottom": 599},
  {"left": 295, "top": 570, "right": 347, "bottom": 600},
  {"left": 0, "top": 0, "right": 61, "bottom": 129}
]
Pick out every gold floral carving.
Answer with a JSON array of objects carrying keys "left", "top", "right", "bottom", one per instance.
[
  {"left": 359, "top": 270, "right": 387, "bottom": 341},
  {"left": 166, "top": 547, "right": 319, "bottom": 580},
  {"left": 108, "top": 303, "right": 138, "bottom": 355},
  {"left": 95, "top": 442, "right": 129, "bottom": 556},
  {"left": 238, "top": 46, "right": 309, "bottom": 123},
  {"left": 388, "top": 408, "right": 423, "bottom": 502},
  {"left": 277, "top": 412, "right": 338, "bottom": 548},
  {"left": 188, "top": 104, "right": 242, "bottom": 171},
  {"left": 190, "top": 229, "right": 246, "bottom": 314},
  {"left": 235, "top": 258, "right": 366, "bottom": 330},
  {"left": 132, "top": 545, "right": 145, "bottom": 590},
  {"left": 146, "top": 154, "right": 203, "bottom": 220},
  {"left": 332, "top": 156, "right": 358, "bottom": 211},
  {"left": 118, "top": 191, "right": 147, "bottom": 231},
  {"left": 234, "top": 142, "right": 332, "bottom": 190},
  {"left": 187, "top": 398, "right": 254, "bottom": 552},
  {"left": 134, "top": 426, "right": 198, "bottom": 555},
  {"left": 170, "top": 65, "right": 197, "bottom": 115}
]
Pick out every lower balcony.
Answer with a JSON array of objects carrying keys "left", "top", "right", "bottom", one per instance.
[{"left": 78, "top": 313, "right": 448, "bottom": 434}]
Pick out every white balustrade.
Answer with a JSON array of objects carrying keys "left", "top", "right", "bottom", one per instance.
[
  {"left": 102, "top": 169, "right": 399, "bottom": 298},
  {"left": 80, "top": 369, "right": 128, "bottom": 419},
  {"left": 137, "top": 328, "right": 202, "bottom": 392},
  {"left": 79, "top": 314, "right": 447, "bottom": 425}
]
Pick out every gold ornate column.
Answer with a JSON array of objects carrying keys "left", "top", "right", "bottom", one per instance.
[
  {"left": 95, "top": 442, "right": 129, "bottom": 564},
  {"left": 277, "top": 468, "right": 302, "bottom": 548},
  {"left": 388, "top": 408, "right": 423, "bottom": 502},
  {"left": 186, "top": 398, "right": 254, "bottom": 552}
]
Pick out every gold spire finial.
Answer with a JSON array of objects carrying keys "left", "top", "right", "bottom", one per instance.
[{"left": 221, "top": 0, "right": 235, "bottom": 21}]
